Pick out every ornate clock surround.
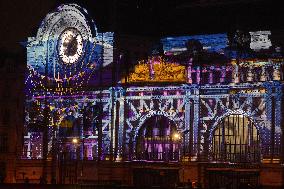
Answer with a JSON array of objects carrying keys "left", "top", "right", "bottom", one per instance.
[{"left": 27, "top": 4, "right": 98, "bottom": 93}]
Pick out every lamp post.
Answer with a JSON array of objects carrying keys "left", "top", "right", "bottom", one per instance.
[
  {"left": 175, "top": 129, "right": 189, "bottom": 184},
  {"left": 183, "top": 129, "right": 190, "bottom": 185},
  {"left": 173, "top": 130, "right": 190, "bottom": 184},
  {"left": 72, "top": 137, "right": 79, "bottom": 184},
  {"left": 72, "top": 137, "right": 79, "bottom": 159},
  {"left": 80, "top": 134, "right": 89, "bottom": 180},
  {"left": 173, "top": 132, "right": 181, "bottom": 161},
  {"left": 182, "top": 130, "right": 190, "bottom": 160}
]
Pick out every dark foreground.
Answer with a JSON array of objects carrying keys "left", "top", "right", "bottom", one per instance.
[{"left": 0, "top": 184, "right": 283, "bottom": 189}]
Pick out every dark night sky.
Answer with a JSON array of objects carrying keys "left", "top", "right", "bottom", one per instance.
[{"left": 1, "top": 0, "right": 284, "bottom": 54}]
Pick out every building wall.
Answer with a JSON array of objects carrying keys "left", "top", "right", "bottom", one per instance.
[{"left": 1, "top": 2, "right": 283, "bottom": 188}]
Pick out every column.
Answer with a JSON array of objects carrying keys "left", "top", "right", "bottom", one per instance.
[
  {"left": 264, "top": 83, "right": 273, "bottom": 160},
  {"left": 110, "top": 88, "right": 117, "bottom": 161},
  {"left": 273, "top": 64, "right": 281, "bottom": 81},
  {"left": 281, "top": 83, "right": 284, "bottom": 163},
  {"left": 176, "top": 91, "right": 181, "bottom": 108},
  {"left": 192, "top": 88, "right": 200, "bottom": 160},
  {"left": 274, "top": 84, "right": 282, "bottom": 160},
  {"left": 209, "top": 66, "right": 214, "bottom": 84},
  {"left": 184, "top": 88, "right": 191, "bottom": 160},
  {"left": 116, "top": 89, "right": 125, "bottom": 161},
  {"left": 247, "top": 66, "right": 253, "bottom": 82},
  {"left": 233, "top": 63, "right": 239, "bottom": 83},
  {"left": 187, "top": 60, "right": 192, "bottom": 84},
  {"left": 79, "top": 109, "right": 84, "bottom": 160},
  {"left": 220, "top": 66, "right": 226, "bottom": 83},
  {"left": 196, "top": 66, "right": 201, "bottom": 84},
  {"left": 260, "top": 66, "right": 266, "bottom": 82}
]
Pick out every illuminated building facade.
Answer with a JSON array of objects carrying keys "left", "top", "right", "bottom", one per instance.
[{"left": 9, "top": 3, "right": 284, "bottom": 188}]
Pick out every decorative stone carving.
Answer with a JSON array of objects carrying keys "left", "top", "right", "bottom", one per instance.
[{"left": 128, "top": 57, "right": 186, "bottom": 83}]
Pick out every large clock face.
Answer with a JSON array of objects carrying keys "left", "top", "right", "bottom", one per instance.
[{"left": 58, "top": 28, "right": 84, "bottom": 64}]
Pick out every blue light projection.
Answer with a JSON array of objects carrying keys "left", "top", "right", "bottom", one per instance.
[
  {"left": 161, "top": 33, "right": 227, "bottom": 55},
  {"left": 24, "top": 4, "right": 115, "bottom": 161}
]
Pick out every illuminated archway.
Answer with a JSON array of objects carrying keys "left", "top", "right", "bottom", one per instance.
[
  {"left": 136, "top": 115, "right": 181, "bottom": 161},
  {"left": 211, "top": 114, "right": 260, "bottom": 163}
]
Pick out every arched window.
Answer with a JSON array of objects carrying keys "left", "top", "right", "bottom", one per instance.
[
  {"left": 136, "top": 116, "right": 180, "bottom": 161},
  {"left": 211, "top": 114, "right": 260, "bottom": 163}
]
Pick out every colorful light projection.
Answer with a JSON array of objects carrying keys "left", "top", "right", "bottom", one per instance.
[
  {"left": 161, "top": 31, "right": 282, "bottom": 59},
  {"left": 249, "top": 31, "right": 272, "bottom": 51},
  {"left": 161, "top": 33, "right": 227, "bottom": 55},
  {"left": 127, "top": 57, "right": 283, "bottom": 85},
  {"left": 136, "top": 116, "right": 181, "bottom": 161},
  {"left": 24, "top": 7, "right": 284, "bottom": 165},
  {"left": 26, "top": 4, "right": 114, "bottom": 96},
  {"left": 116, "top": 77, "right": 283, "bottom": 162},
  {"left": 26, "top": 33, "right": 113, "bottom": 96},
  {"left": 117, "top": 31, "right": 284, "bottom": 161},
  {"left": 23, "top": 4, "right": 114, "bottom": 160},
  {"left": 127, "top": 56, "right": 187, "bottom": 83},
  {"left": 23, "top": 92, "right": 114, "bottom": 160}
]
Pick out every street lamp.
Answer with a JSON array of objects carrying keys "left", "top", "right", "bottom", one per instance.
[
  {"left": 72, "top": 138, "right": 78, "bottom": 144},
  {"left": 72, "top": 137, "right": 79, "bottom": 160},
  {"left": 173, "top": 133, "right": 181, "bottom": 141},
  {"left": 81, "top": 135, "right": 89, "bottom": 178},
  {"left": 172, "top": 132, "right": 181, "bottom": 161},
  {"left": 173, "top": 130, "right": 190, "bottom": 159}
]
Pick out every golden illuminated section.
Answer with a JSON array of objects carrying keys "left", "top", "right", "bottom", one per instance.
[
  {"left": 230, "top": 88, "right": 266, "bottom": 94},
  {"left": 128, "top": 62, "right": 150, "bottom": 82},
  {"left": 153, "top": 61, "right": 186, "bottom": 82},
  {"left": 127, "top": 57, "right": 186, "bottom": 83},
  {"left": 212, "top": 114, "right": 260, "bottom": 163}
]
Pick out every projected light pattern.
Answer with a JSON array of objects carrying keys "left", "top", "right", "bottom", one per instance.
[
  {"left": 24, "top": 3, "right": 284, "bottom": 164},
  {"left": 127, "top": 56, "right": 186, "bottom": 83},
  {"left": 24, "top": 4, "right": 114, "bottom": 160},
  {"left": 26, "top": 3, "right": 114, "bottom": 96},
  {"left": 161, "top": 33, "right": 227, "bottom": 55},
  {"left": 26, "top": 32, "right": 113, "bottom": 96}
]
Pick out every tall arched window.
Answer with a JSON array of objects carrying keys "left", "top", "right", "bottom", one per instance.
[
  {"left": 136, "top": 116, "right": 180, "bottom": 161},
  {"left": 211, "top": 114, "right": 260, "bottom": 163}
]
